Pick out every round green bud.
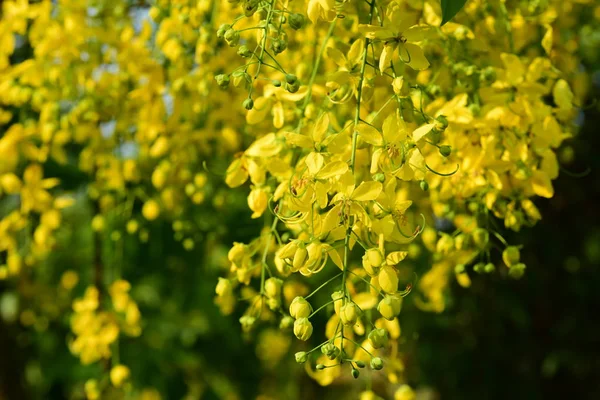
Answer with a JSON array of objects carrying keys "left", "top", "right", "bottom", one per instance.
[
  {"left": 480, "top": 66, "right": 497, "bottom": 83},
  {"left": 279, "top": 316, "right": 294, "bottom": 330},
  {"left": 435, "top": 115, "right": 448, "bottom": 131},
  {"left": 321, "top": 343, "right": 340, "bottom": 360},
  {"left": 439, "top": 145, "right": 452, "bottom": 157},
  {"left": 237, "top": 45, "right": 252, "bottom": 58},
  {"left": 351, "top": 368, "right": 360, "bottom": 379},
  {"left": 271, "top": 38, "right": 287, "bottom": 55},
  {"left": 373, "top": 173, "right": 385, "bottom": 182},
  {"left": 484, "top": 262, "right": 496, "bottom": 273},
  {"left": 215, "top": 74, "right": 230, "bottom": 89},
  {"left": 370, "top": 357, "right": 384, "bottom": 370},
  {"left": 289, "top": 13, "right": 305, "bottom": 30},
  {"left": 285, "top": 74, "right": 297, "bottom": 85},
  {"left": 295, "top": 351, "right": 308, "bottom": 363},
  {"left": 243, "top": 98, "right": 254, "bottom": 110},
  {"left": 243, "top": 0, "right": 260, "bottom": 17},
  {"left": 472, "top": 228, "right": 489, "bottom": 250},
  {"left": 368, "top": 328, "right": 389, "bottom": 349},
  {"left": 420, "top": 180, "right": 429, "bottom": 191},
  {"left": 223, "top": 29, "right": 240, "bottom": 47},
  {"left": 316, "top": 364, "right": 326, "bottom": 370},
  {"left": 454, "top": 264, "right": 465, "bottom": 274},
  {"left": 473, "top": 262, "right": 485, "bottom": 274},
  {"left": 508, "top": 263, "right": 526, "bottom": 279},
  {"left": 272, "top": 79, "right": 281, "bottom": 87},
  {"left": 502, "top": 246, "right": 521, "bottom": 267},
  {"left": 216, "top": 24, "right": 231, "bottom": 39},
  {"left": 355, "top": 360, "right": 366, "bottom": 369}
]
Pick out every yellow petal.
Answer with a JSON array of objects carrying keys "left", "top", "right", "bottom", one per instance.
[
  {"left": 317, "top": 161, "right": 348, "bottom": 179},
  {"left": 401, "top": 43, "right": 429, "bottom": 70},
  {"left": 412, "top": 123, "right": 435, "bottom": 143},
  {"left": 312, "top": 113, "right": 329, "bottom": 143},
  {"left": 386, "top": 251, "right": 408, "bottom": 265},
  {"left": 356, "top": 123, "right": 383, "bottom": 146},
  {"left": 305, "top": 152, "right": 325, "bottom": 175},
  {"left": 531, "top": 170, "right": 554, "bottom": 198},
  {"left": 351, "top": 181, "right": 383, "bottom": 202}
]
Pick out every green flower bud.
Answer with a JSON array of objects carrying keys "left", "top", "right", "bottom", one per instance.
[
  {"left": 321, "top": 343, "right": 339, "bottom": 360},
  {"left": 435, "top": 115, "right": 448, "bottom": 131},
  {"left": 286, "top": 81, "right": 300, "bottom": 93},
  {"left": 339, "top": 302, "right": 360, "bottom": 326},
  {"left": 420, "top": 180, "right": 429, "bottom": 191},
  {"left": 271, "top": 38, "right": 287, "bottom": 55},
  {"left": 295, "top": 351, "right": 308, "bottom": 363},
  {"left": 289, "top": 296, "right": 312, "bottom": 319},
  {"left": 279, "top": 316, "right": 294, "bottom": 330},
  {"left": 239, "top": 315, "right": 256, "bottom": 331},
  {"left": 370, "top": 357, "right": 384, "bottom": 370},
  {"left": 377, "top": 295, "right": 402, "bottom": 320},
  {"left": 242, "top": 0, "right": 259, "bottom": 17},
  {"left": 224, "top": 29, "right": 240, "bottom": 47},
  {"left": 472, "top": 228, "right": 489, "bottom": 250},
  {"left": 455, "top": 233, "right": 470, "bottom": 250},
  {"left": 439, "top": 145, "right": 452, "bottom": 157},
  {"left": 272, "top": 79, "right": 281, "bottom": 87},
  {"left": 373, "top": 173, "right": 385, "bottom": 182},
  {"left": 237, "top": 45, "right": 252, "bottom": 58},
  {"left": 243, "top": 98, "right": 254, "bottom": 110},
  {"left": 473, "top": 262, "right": 485, "bottom": 274},
  {"left": 368, "top": 328, "right": 389, "bottom": 349},
  {"left": 454, "top": 264, "right": 466, "bottom": 274},
  {"left": 502, "top": 246, "right": 520, "bottom": 267},
  {"left": 508, "top": 263, "right": 526, "bottom": 279},
  {"left": 288, "top": 13, "right": 305, "bottom": 30},
  {"left": 316, "top": 364, "right": 326, "bottom": 370},
  {"left": 484, "top": 262, "right": 496, "bottom": 273},
  {"left": 215, "top": 74, "right": 230, "bottom": 89},
  {"left": 480, "top": 66, "right": 496, "bottom": 83},
  {"left": 285, "top": 74, "right": 297, "bottom": 85},
  {"left": 351, "top": 368, "right": 360, "bottom": 379},
  {"left": 355, "top": 360, "right": 366, "bottom": 368},
  {"left": 217, "top": 24, "right": 231, "bottom": 39},
  {"left": 293, "top": 317, "right": 313, "bottom": 341}
]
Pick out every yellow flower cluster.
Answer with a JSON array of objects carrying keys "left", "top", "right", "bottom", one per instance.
[{"left": 215, "top": 0, "right": 594, "bottom": 387}]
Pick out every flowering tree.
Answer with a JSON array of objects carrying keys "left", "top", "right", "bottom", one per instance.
[{"left": 0, "top": 0, "right": 596, "bottom": 399}]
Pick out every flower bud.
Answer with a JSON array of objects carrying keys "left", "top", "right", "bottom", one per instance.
[
  {"left": 473, "top": 262, "right": 485, "bottom": 274},
  {"left": 355, "top": 360, "right": 366, "bottom": 368},
  {"left": 215, "top": 278, "right": 232, "bottom": 297},
  {"left": 272, "top": 79, "right": 281, "bottom": 87},
  {"left": 502, "top": 246, "right": 520, "bottom": 267},
  {"left": 436, "top": 233, "right": 455, "bottom": 254},
  {"left": 439, "top": 145, "right": 452, "bottom": 157},
  {"left": 215, "top": 74, "right": 230, "bottom": 89},
  {"left": 304, "top": 242, "right": 323, "bottom": 271},
  {"left": 224, "top": 29, "right": 240, "bottom": 47},
  {"left": 292, "top": 245, "right": 308, "bottom": 271},
  {"left": 455, "top": 233, "right": 469, "bottom": 250},
  {"left": 285, "top": 74, "right": 297, "bottom": 85},
  {"left": 377, "top": 295, "right": 402, "bottom": 320},
  {"left": 368, "top": 328, "right": 389, "bottom": 349},
  {"left": 331, "top": 291, "right": 344, "bottom": 315},
  {"left": 508, "top": 263, "right": 526, "bottom": 279},
  {"left": 316, "top": 364, "right": 326, "bottom": 370},
  {"left": 352, "top": 368, "right": 360, "bottom": 379},
  {"left": 243, "top": 0, "right": 259, "bottom": 17},
  {"left": 472, "top": 228, "right": 489, "bottom": 250},
  {"left": 392, "top": 76, "right": 410, "bottom": 97},
  {"left": 243, "top": 98, "right": 254, "bottom": 110},
  {"left": 373, "top": 173, "right": 385, "bottom": 182},
  {"left": 280, "top": 316, "right": 294, "bottom": 330},
  {"left": 321, "top": 343, "right": 340, "bottom": 360},
  {"left": 217, "top": 24, "right": 231, "bottom": 39},
  {"left": 395, "top": 384, "right": 415, "bottom": 400},
  {"left": 454, "top": 264, "right": 465, "bottom": 274},
  {"left": 340, "top": 302, "right": 360, "bottom": 326},
  {"left": 286, "top": 81, "right": 300, "bottom": 93},
  {"left": 378, "top": 266, "right": 399, "bottom": 294},
  {"left": 289, "top": 296, "right": 312, "bottom": 319},
  {"left": 110, "top": 365, "right": 130, "bottom": 387},
  {"left": 237, "top": 45, "right": 252, "bottom": 58},
  {"left": 484, "top": 262, "right": 496, "bottom": 273},
  {"left": 278, "top": 241, "right": 298, "bottom": 260},
  {"left": 264, "top": 277, "right": 283, "bottom": 298},
  {"left": 434, "top": 115, "right": 448, "bottom": 131},
  {"left": 420, "top": 180, "right": 429, "bottom": 191},
  {"left": 271, "top": 38, "right": 287, "bottom": 55},
  {"left": 370, "top": 357, "right": 384, "bottom": 370},
  {"left": 295, "top": 351, "right": 308, "bottom": 363},
  {"left": 293, "top": 317, "right": 313, "bottom": 341},
  {"left": 288, "top": 13, "right": 305, "bottom": 30},
  {"left": 239, "top": 315, "right": 256, "bottom": 331},
  {"left": 228, "top": 242, "right": 247, "bottom": 265}
]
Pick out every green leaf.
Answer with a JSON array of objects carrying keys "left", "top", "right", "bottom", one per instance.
[{"left": 441, "top": 0, "right": 469, "bottom": 26}]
